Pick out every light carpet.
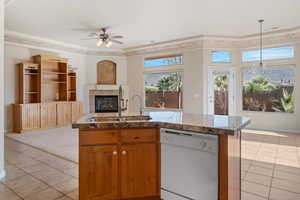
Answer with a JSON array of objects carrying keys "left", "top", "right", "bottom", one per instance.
[{"left": 6, "top": 126, "right": 78, "bottom": 163}]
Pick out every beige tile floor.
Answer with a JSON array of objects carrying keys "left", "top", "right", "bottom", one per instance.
[
  {"left": 241, "top": 130, "right": 300, "bottom": 200},
  {"left": 1, "top": 129, "right": 300, "bottom": 200},
  {"left": 1, "top": 137, "right": 78, "bottom": 200}
]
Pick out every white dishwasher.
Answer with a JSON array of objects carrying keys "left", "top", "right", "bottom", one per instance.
[{"left": 160, "top": 128, "right": 218, "bottom": 200}]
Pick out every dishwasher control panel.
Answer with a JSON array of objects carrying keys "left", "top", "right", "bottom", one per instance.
[{"left": 160, "top": 128, "right": 218, "bottom": 153}]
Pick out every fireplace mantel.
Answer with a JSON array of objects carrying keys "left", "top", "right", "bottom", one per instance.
[{"left": 86, "top": 84, "right": 121, "bottom": 91}]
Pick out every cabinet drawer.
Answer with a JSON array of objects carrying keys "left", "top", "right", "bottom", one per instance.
[
  {"left": 80, "top": 130, "right": 118, "bottom": 145},
  {"left": 121, "top": 129, "right": 157, "bottom": 143}
]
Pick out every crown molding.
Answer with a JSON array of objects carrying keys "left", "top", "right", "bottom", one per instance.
[
  {"left": 5, "top": 25, "right": 300, "bottom": 57},
  {"left": 125, "top": 27, "right": 300, "bottom": 55},
  {"left": 5, "top": 30, "right": 126, "bottom": 56},
  {"left": 238, "top": 32, "right": 300, "bottom": 49},
  {"left": 240, "top": 25, "right": 300, "bottom": 39}
]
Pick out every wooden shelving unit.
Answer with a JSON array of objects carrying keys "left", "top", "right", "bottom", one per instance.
[{"left": 15, "top": 55, "right": 83, "bottom": 133}]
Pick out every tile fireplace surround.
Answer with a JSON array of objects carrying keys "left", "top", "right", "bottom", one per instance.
[
  {"left": 89, "top": 89, "right": 119, "bottom": 113},
  {"left": 87, "top": 85, "right": 129, "bottom": 113}
]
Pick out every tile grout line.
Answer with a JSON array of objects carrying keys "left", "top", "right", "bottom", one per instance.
[
  {"left": 4, "top": 160, "right": 77, "bottom": 199},
  {"left": 5, "top": 136, "right": 78, "bottom": 164},
  {"left": 3, "top": 142, "right": 78, "bottom": 199},
  {"left": 6, "top": 138, "right": 78, "bottom": 178},
  {"left": 0, "top": 181, "right": 25, "bottom": 200},
  {"left": 1, "top": 162, "right": 67, "bottom": 199},
  {"left": 267, "top": 140, "right": 280, "bottom": 200}
]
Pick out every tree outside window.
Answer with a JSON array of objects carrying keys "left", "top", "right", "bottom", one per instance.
[
  {"left": 242, "top": 66, "right": 295, "bottom": 113},
  {"left": 144, "top": 72, "right": 182, "bottom": 109}
]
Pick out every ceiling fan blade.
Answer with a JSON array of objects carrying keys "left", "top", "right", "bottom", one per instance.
[
  {"left": 80, "top": 37, "right": 98, "bottom": 40},
  {"left": 88, "top": 32, "right": 98, "bottom": 37},
  {"left": 72, "top": 28, "right": 100, "bottom": 32},
  {"left": 110, "top": 35, "right": 123, "bottom": 39},
  {"left": 111, "top": 39, "right": 123, "bottom": 44},
  {"left": 101, "top": 26, "right": 111, "bottom": 31}
]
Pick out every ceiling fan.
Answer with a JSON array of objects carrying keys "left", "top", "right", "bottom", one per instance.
[{"left": 81, "top": 27, "right": 123, "bottom": 48}]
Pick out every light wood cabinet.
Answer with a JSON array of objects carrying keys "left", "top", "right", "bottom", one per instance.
[
  {"left": 120, "top": 143, "right": 159, "bottom": 199},
  {"left": 57, "top": 102, "right": 72, "bottom": 126},
  {"left": 71, "top": 101, "right": 83, "bottom": 122},
  {"left": 97, "top": 60, "right": 117, "bottom": 85},
  {"left": 14, "top": 104, "right": 41, "bottom": 132},
  {"left": 80, "top": 145, "right": 119, "bottom": 200},
  {"left": 41, "top": 103, "right": 57, "bottom": 129},
  {"left": 79, "top": 128, "right": 160, "bottom": 200},
  {"left": 14, "top": 102, "right": 83, "bottom": 133}
]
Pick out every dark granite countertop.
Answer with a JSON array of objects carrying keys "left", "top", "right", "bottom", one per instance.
[{"left": 72, "top": 111, "right": 251, "bottom": 135}]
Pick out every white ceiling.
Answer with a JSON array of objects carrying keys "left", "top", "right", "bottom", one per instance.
[{"left": 5, "top": 0, "right": 300, "bottom": 51}]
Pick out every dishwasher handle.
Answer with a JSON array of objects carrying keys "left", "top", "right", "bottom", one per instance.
[
  {"left": 161, "top": 128, "right": 218, "bottom": 141},
  {"left": 164, "top": 130, "right": 193, "bottom": 136}
]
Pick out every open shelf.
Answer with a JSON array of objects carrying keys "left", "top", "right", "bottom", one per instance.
[
  {"left": 43, "top": 81, "right": 67, "bottom": 84},
  {"left": 25, "top": 73, "right": 39, "bottom": 75},
  {"left": 43, "top": 71, "right": 67, "bottom": 75}
]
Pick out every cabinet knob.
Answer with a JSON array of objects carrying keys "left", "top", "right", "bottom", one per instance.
[
  {"left": 122, "top": 150, "right": 127, "bottom": 155},
  {"left": 113, "top": 151, "right": 118, "bottom": 155}
]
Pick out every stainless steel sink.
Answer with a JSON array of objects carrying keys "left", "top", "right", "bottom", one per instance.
[{"left": 89, "top": 115, "right": 151, "bottom": 122}]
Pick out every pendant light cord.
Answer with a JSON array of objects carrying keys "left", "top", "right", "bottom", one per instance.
[{"left": 259, "top": 19, "right": 264, "bottom": 67}]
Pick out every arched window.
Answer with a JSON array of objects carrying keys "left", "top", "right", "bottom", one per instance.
[{"left": 97, "top": 60, "right": 117, "bottom": 85}]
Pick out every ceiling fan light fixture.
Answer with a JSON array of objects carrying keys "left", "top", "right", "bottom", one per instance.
[
  {"left": 96, "top": 39, "right": 103, "bottom": 47},
  {"left": 106, "top": 40, "right": 113, "bottom": 48}
]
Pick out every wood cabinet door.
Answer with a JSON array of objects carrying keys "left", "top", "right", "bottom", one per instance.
[
  {"left": 120, "top": 143, "right": 160, "bottom": 199},
  {"left": 80, "top": 145, "right": 119, "bottom": 200},
  {"left": 57, "top": 102, "right": 72, "bottom": 126},
  {"left": 20, "top": 104, "right": 41, "bottom": 130},
  {"left": 41, "top": 103, "right": 57, "bottom": 128},
  {"left": 97, "top": 60, "right": 116, "bottom": 85},
  {"left": 71, "top": 101, "right": 83, "bottom": 122}
]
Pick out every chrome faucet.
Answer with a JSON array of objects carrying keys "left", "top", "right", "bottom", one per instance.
[
  {"left": 132, "top": 94, "right": 143, "bottom": 116},
  {"left": 118, "top": 85, "right": 128, "bottom": 118}
]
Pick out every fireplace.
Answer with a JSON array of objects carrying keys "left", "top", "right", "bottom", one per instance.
[{"left": 95, "top": 95, "right": 118, "bottom": 113}]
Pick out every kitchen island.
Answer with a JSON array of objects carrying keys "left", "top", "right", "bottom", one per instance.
[{"left": 73, "top": 112, "right": 251, "bottom": 200}]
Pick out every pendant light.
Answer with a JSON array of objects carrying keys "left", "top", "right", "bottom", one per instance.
[{"left": 258, "top": 19, "right": 265, "bottom": 71}]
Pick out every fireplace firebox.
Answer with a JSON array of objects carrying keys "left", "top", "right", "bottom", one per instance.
[{"left": 95, "top": 95, "right": 118, "bottom": 113}]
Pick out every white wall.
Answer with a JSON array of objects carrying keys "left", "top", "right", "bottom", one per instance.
[
  {"left": 127, "top": 55, "right": 144, "bottom": 113},
  {"left": 182, "top": 49, "right": 204, "bottom": 114},
  {"left": 0, "top": 0, "right": 5, "bottom": 179}
]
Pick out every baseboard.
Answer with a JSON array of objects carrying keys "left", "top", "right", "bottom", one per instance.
[
  {"left": 246, "top": 127, "right": 300, "bottom": 134},
  {"left": 0, "top": 169, "right": 5, "bottom": 180}
]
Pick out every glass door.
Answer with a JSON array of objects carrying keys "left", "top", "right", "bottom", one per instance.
[{"left": 208, "top": 68, "right": 236, "bottom": 115}]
